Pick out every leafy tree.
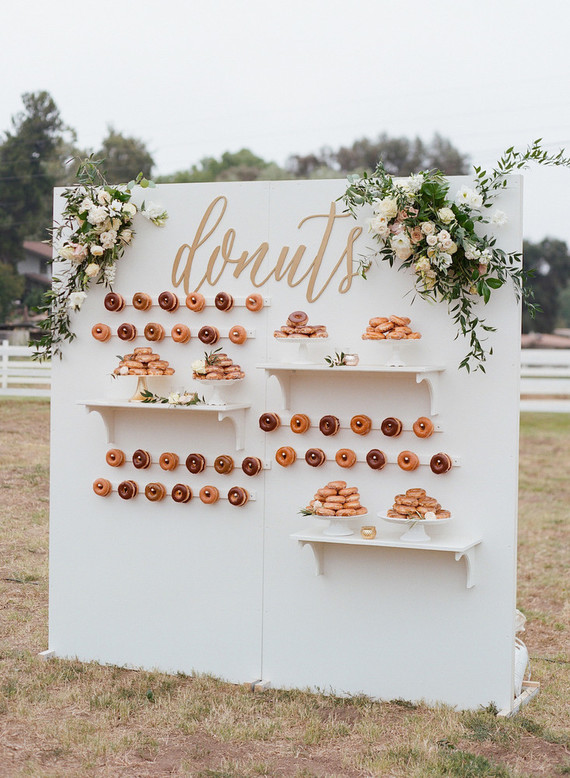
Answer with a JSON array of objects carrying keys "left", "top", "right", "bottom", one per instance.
[
  {"left": 0, "top": 91, "right": 67, "bottom": 263},
  {"left": 96, "top": 126, "right": 154, "bottom": 184},
  {"left": 0, "top": 262, "right": 24, "bottom": 322},
  {"left": 157, "top": 148, "right": 286, "bottom": 183},
  {"left": 522, "top": 238, "right": 570, "bottom": 333}
]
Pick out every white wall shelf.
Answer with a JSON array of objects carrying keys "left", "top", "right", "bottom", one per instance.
[
  {"left": 257, "top": 363, "right": 445, "bottom": 415},
  {"left": 81, "top": 400, "right": 251, "bottom": 449},
  {"left": 292, "top": 529, "right": 482, "bottom": 589}
]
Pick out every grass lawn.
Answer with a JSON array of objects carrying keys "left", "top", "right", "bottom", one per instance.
[{"left": 0, "top": 400, "right": 568, "bottom": 778}]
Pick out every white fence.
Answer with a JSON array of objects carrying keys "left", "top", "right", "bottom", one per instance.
[{"left": 0, "top": 340, "right": 51, "bottom": 398}]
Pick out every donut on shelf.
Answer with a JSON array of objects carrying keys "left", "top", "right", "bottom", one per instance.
[
  {"left": 105, "top": 449, "right": 125, "bottom": 467},
  {"left": 242, "top": 456, "right": 263, "bottom": 476},
  {"left": 132, "top": 292, "right": 152, "bottom": 311},
  {"left": 158, "top": 291, "right": 179, "bottom": 312},
  {"left": 186, "top": 292, "right": 206, "bottom": 312},
  {"left": 199, "top": 485, "right": 219, "bottom": 504},
  {"left": 228, "top": 486, "right": 249, "bottom": 506},
  {"left": 366, "top": 449, "right": 387, "bottom": 470},
  {"left": 215, "top": 291, "right": 234, "bottom": 312},
  {"left": 350, "top": 415, "right": 372, "bottom": 435},
  {"left": 381, "top": 417, "right": 403, "bottom": 437},
  {"left": 214, "top": 455, "right": 234, "bottom": 474},
  {"left": 413, "top": 417, "right": 434, "bottom": 438},
  {"left": 118, "top": 480, "right": 138, "bottom": 499},
  {"left": 198, "top": 326, "right": 220, "bottom": 345},
  {"left": 92, "top": 323, "right": 111, "bottom": 342},
  {"left": 93, "top": 477, "right": 112, "bottom": 496},
  {"left": 104, "top": 292, "right": 126, "bottom": 312},
  {"left": 171, "top": 484, "right": 192, "bottom": 503},
  {"left": 145, "top": 482, "right": 166, "bottom": 501},
  {"left": 290, "top": 413, "right": 311, "bottom": 434},
  {"left": 144, "top": 322, "right": 165, "bottom": 342},
  {"left": 305, "top": 448, "right": 326, "bottom": 467},
  {"left": 132, "top": 449, "right": 152, "bottom": 469},
  {"left": 275, "top": 446, "right": 296, "bottom": 467},
  {"left": 397, "top": 451, "right": 420, "bottom": 471},
  {"left": 319, "top": 415, "right": 340, "bottom": 436},
  {"left": 430, "top": 452, "right": 453, "bottom": 474},
  {"left": 245, "top": 293, "right": 264, "bottom": 311},
  {"left": 117, "top": 323, "right": 137, "bottom": 341},
  {"left": 259, "top": 412, "right": 281, "bottom": 432},
  {"left": 335, "top": 449, "right": 357, "bottom": 468},
  {"left": 171, "top": 324, "right": 191, "bottom": 343},
  {"left": 186, "top": 453, "right": 206, "bottom": 474},
  {"left": 159, "top": 452, "right": 179, "bottom": 471},
  {"left": 228, "top": 325, "right": 247, "bottom": 344}
]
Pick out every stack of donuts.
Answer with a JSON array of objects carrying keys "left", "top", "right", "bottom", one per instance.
[
  {"left": 193, "top": 351, "right": 245, "bottom": 380},
  {"left": 361, "top": 315, "right": 421, "bottom": 340},
  {"left": 273, "top": 310, "right": 328, "bottom": 338},
  {"left": 306, "top": 480, "right": 367, "bottom": 517},
  {"left": 386, "top": 488, "right": 451, "bottom": 520},
  {"left": 113, "top": 347, "right": 174, "bottom": 376}
]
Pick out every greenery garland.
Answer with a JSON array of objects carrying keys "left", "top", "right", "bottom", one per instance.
[{"left": 341, "top": 140, "right": 570, "bottom": 371}]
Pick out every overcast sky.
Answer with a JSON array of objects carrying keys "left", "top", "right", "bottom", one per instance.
[{"left": 2, "top": 0, "right": 570, "bottom": 245}]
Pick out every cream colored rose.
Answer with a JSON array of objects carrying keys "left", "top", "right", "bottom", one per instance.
[
  {"left": 90, "top": 245, "right": 104, "bottom": 257},
  {"left": 97, "top": 189, "right": 111, "bottom": 205},
  {"left": 192, "top": 359, "right": 207, "bottom": 375},
  {"left": 438, "top": 207, "right": 455, "bottom": 224},
  {"left": 85, "top": 263, "right": 100, "bottom": 278},
  {"left": 421, "top": 221, "right": 435, "bottom": 235},
  {"left": 426, "top": 234, "right": 438, "bottom": 247},
  {"left": 120, "top": 229, "right": 134, "bottom": 244},
  {"left": 58, "top": 245, "right": 76, "bottom": 261},
  {"left": 374, "top": 197, "right": 398, "bottom": 220},
  {"left": 122, "top": 202, "right": 137, "bottom": 217}
]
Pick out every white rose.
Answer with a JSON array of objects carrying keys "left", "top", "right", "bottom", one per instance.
[
  {"left": 120, "top": 229, "right": 134, "bottom": 244},
  {"left": 421, "top": 221, "right": 435, "bottom": 235},
  {"left": 118, "top": 365, "right": 129, "bottom": 375},
  {"left": 109, "top": 199, "right": 124, "bottom": 215},
  {"left": 90, "top": 245, "right": 104, "bottom": 257},
  {"left": 80, "top": 197, "right": 94, "bottom": 211},
  {"left": 447, "top": 241, "right": 458, "bottom": 254},
  {"left": 192, "top": 359, "right": 206, "bottom": 375},
  {"left": 395, "top": 246, "right": 413, "bottom": 260},
  {"left": 437, "top": 230, "right": 451, "bottom": 243},
  {"left": 87, "top": 206, "right": 109, "bottom": 225},
  {"left": 58, "top": 245, "right": 76, "bottom": 261},
  {"left": 84, "top": 263, "right": 100, "bottom": 278},
  {"left": 68, "top": 291, "right": 87, "bottom": 311},
  {"left": 438, "top": 207, "right": 455, "bottom": 224},
  {"left": 167, "top": 392, "right": 181, "bottom": 405},
  {"left": 414, "top": 256, "right": 430, "bottom": 272},
  {"left": 100, "top": 230, "right": 118, "bottom": 249},
  {"left": 491, "top": 209, "right": 508, "bottom": 226},
  {"left": 142, "top": 202, "right": 169, "bottom": 226},
  {"left": 441, "top": 238, "right": 454, "bottom": 250},
  {"left": 426, "top": 234, "right": 438, "bottom": 247},
  {"left": 122, "top": 202, "right": 137, "bottom": 217},
  {"left": 390, "top": 232, "right": 411, "bottom": 251},
  {"left": 368, "top": 214, "right": 390, "bottom": 238},
  {"left": 374, "top": 197, "right": 398, "bottom": 220},
  {"left": 97, "top": 189, "right": 111, "bottom": 205},
  {"left": 425, "top": 511, "right": 436, "bottom": 520}
]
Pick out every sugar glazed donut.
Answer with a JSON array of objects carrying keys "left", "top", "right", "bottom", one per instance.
[
  {"left": 413, "top": 417, "right": 434, "bottom": 438},
  {"left": 145, "top": 482, "right": 166, "bottom": 501},
  {"left": 159, "top": 452, "right": 179, "bottom": 471},
  {"left": 397, "top": 450, "right": 420, "bottom": 471},
  {"left": 259, "top": 412, "right": 281, "bottom": 432},
  {"left": 132, "top": 292, "right": 152, "bottom": 311},
  {"left": 186, "top": 292, "right": 206, "bottom": 312},
  {"left": 118, "top": 480, "right": 138, "bottom": 499},
  {"left": 92, "top": 323, "right": 111, "bottom": 342},
  {"left": 305, "top": 448, "right": 326, "bottom": 467},
  {"left": 335, "top": 449, "right": 357, "bottom": 468},
  {"left": 366, "top": 449, "right": 387, "bottom": 470},
  {"left": 144, "top": 322, "right": 165, "bottom": 342},
  {"left": 186, "top": 453, "right": 206, "bottom": 474},
  {"left": 158, "top": 291, "right": 179, "bottom": 312},
  {"left": 381, "top": 417, "right": 403, "bottom": 437},
  {"left": 132, "top": 449, "right": 152, "bottom": 469},
  {"left": 228, "top": 325, "right": 247, "bottom": 344},
  {"left": 214, "top": 455, "right": 234, "bottom": 474},
  {"left": 228, "top": 486, "right": 249, "bottom": 506},
  {"left": 288, "top": 311, "right": 308, "bottom": 326},
  {"left": 350, "top": 414, "right": 372, "bottom": 435},
  {"left": 290, "top": 413, "right": 311, "bottom": 434},
  {"left": 214, "top": 291, "right": 234, "bottom": 312},
  {"left": 245, "top": 293, "right": 264, "bottom": 311},
  {"left": 93, "top": 477, "right": 112, "bottom": 496},
  {"left": 430, "top": 452, "right": 453, "bottom": 474},
  {"left": 199, "top": 485, "right": 219, "bottom": 504},
  {"left": 319, "top": 415, "right": 340, "bottom": 436},
  {"left": 242, "top": 456, "right": 263, "bottom": 476},
  {"left": 171, "top": 324, "right": 191, "bottom": 343},
  {"left": 105, "top": 449, "right": 125, "bottom": 467},
  {"left": 171, "top": 483, "right": 192, "bottom": 503},
  {"left": 275, "top": 446, "right": 296, "bottom": 467},
  {"left": 117, "top": 323, "right": 137, "bottom": 341},
  {"left": 198, "top": 325, "right": 220, "bottom": 345},
  {"left": 104, "top": 292, "right": 126, "bottom": 312}
]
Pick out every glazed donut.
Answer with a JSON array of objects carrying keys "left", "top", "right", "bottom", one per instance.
[
  {"left": 214, "top": 455, "right": 234, "bottom": 474},
  {"left": 366, "top": 449, "right": 387, "bottom": 470},
  {"left": 132, "top": 449, "right": 152, "bottom": 469},
  {"left": 92, "top": 323, "right": 111, "bottom": 342},
  {"left": 228, "top": 325, "right": 247, "bottom": 344},
  {"left": 319, "top": 415, "right": 340, "bottom": 436},
  {"left": 171, "top": 324, "right": 191, "bottom": 343},
  {"left": 214, "top": 291, "right": 234, "bottom": 312},
  {"left": 117, "top": 323, "right": 137, "bottom": 341},
  {"left": 335, "top": 449, "right": 357, "bottom": 468},
  {"left": 288, "top": 311, "right": 309, "bottom": 326},
  {"left": 436, "top": 509, "right": 452, "bottom": 519},
  {"left": 198, "top": 325, "right": 220, "bottom": 345},
  {"left": 228, "top": 486, "right": 249, "bottom": 506},
  {"left": 186, "top": 292, "right": 206, "bottom": 312},
  {"left": 159, "top": 452, "right": 179, "bottom": 471},
  {"left": 144, "top": 322, "right": 165, "bottom": 342},
  {"left": 381, "top": 417, "right": 403, "bottom": 437},
  {"left": 199, "top": 485, "right": 219, "bottom": 504},
  {"left": 290, "top": 413, "right": 311, "bottom": 434},
  {"left": 390, "top": 315, "right": 411, "bottom": 326},
  {"left": 259, "top": 412, "right": 281, "bottom": 432},
  {"left": 93, "top": 477, "right": 112, "bottom": 496},
  {"left": 105, "top": 449, "right": 125, "bottom": 467},
  {"left": 275, "top": 446, "right": 296, "bottom": 467},
  {"left": 397, "top": 450, "right": 420, "bottom": 471},
  {"left": 413, "top": 417, "right": 434, "bottom": 438},
  {"left": 132, "top": 292, "right": 152, "bottom": 311},
  {"left": 171, "top": 483, "right": 192, "bottom": 503},
  {"left": 104, "top": 292, "right": 125, "bottom": 312},
  {"left": 430, "top": 452, "right": 453, "bottom": 475},
  {"left": 305, "top": 448, "right": 326, "bottom": 467},
  {"left": 118, "top": 480, "right": 138, "bottom": 499},
  {"left": 186, "top": 453, "right": 206, "bottom": 474},
  {"left": 350, "top": 415, "right": 372, "bottom": 435},
  {"left": 406, "top": 488, "right": 426, "bottom": 499},
  {"left": 242, "top": 456, "right": 263, "bottom": 476},
  {"left": 158, "top": 291, "right": 179, "bottom": 312},
  {"left": 245, "top": 293, "right": 264, "bottom": 312},
  {"left": 145, "top": 482, "right": 166, "bottom": 502}
]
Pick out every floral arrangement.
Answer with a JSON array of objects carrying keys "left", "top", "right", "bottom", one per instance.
[
  {"left": 342, "top": 140, "right": 570, "bottom": 371},
  {"left": 34, "top": 157, "right": 168, "bottom": 360},
  {"left": 140, "top": 389, "right": 202, "bottom": 406},
  {"left": 324, "top": 351, "right": 347, "bottom": 367}
]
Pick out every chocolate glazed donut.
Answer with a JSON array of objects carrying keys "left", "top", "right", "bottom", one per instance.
[
  {"left": 305, "top": 448, "right": 326, "bottom": 467},
  {"left": 186, "top": 453, "right": 206, "bottom": 474},
  {"left": 214, "top": 455, "right": 234, "bottom": 474},
  {"left": 214, "top": 291, "right": 234, "bottom": 311},
  {"left": 319, "top": 415, "right": 340, "bottom": 436},
  {"left": 430, "top": 452, "right": 453, "bottom": 474},
  {"left": 171, "top": 483, "right": 192, "bottom": 503},
  {"left": 381, "top": 417, "right": 403, "bottom": 437},
  {"left": 366, "top": 449, "right": 387, "bottom": 470},
  {"left": 158, "top": 291, "right": 179, "bottom": 312},
  {"left": 259, "top": 412, "right": 280, "bottom": 432},
  {"left": 198, "top": 325, "right": 220, "bottom": 345},
  {"left": 104, "top": 292, "right": 125, "bottom": 312},
  {"left": 118, "top": 480, "right": 138, "bottom": 499},
  {"left": 228, "top": 486, "right": 249, "bottom": 506},
  {"left": 242, "top": 456, "right": 263, "bottom": 476}
]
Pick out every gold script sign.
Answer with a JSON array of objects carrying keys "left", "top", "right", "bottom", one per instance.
[{"left": 171, "top": 196, "right": 363, "bottom": 303}]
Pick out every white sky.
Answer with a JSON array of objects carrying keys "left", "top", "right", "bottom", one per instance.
[{"left": 2, "top": 0, "right": 570, "bottom": 246}]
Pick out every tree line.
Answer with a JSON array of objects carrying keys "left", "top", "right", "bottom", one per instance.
[{"left": 0, "top": 90, "right": 568, "bottom": 332}]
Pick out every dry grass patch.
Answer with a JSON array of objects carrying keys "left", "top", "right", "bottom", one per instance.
[{"left": 0, "top": 400, "right": 568, "bottom": 778}]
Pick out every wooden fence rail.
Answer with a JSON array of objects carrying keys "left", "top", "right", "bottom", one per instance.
[{"left": 0, "top": 340, "right": 51, "bottom": 398}]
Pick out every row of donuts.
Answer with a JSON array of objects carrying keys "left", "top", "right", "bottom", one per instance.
[
  {"left": 93, "top": 322, "right": 249, "bottom": 344},
  {"left": 260, "top": 412, "right": 435, "bottom": 438},
  {"left": 104, "top": 291, "right": 265, "bottom": 313},
  {"left": 106, "top": 449, "right": 264, "bottom": 476},
  {"left": 93, "top": 479, "right": 249, "bottom": 505},
  {"left": 275, "top": 447, "right": 453, "bottom": 473}
]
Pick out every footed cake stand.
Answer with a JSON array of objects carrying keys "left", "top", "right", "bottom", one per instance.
[{"left": 378, "top": 513, "right": 452, "bottom": 542}]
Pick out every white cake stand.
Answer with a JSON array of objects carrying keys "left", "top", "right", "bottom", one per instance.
[
  {"left": 316, "top": 512, "right": 368, "bottom": 537},
  {"left": 372, "top": 339, "right": 418, "bottom": 367},
  {"left": 197, "top": 377, "right": 243, "bottom": 406},
  {"left": 378, "top": 513, "right": 451, "bottom": 542},
  {"left": 276, "top": 336, "right": 328, "bottom": 364}
]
